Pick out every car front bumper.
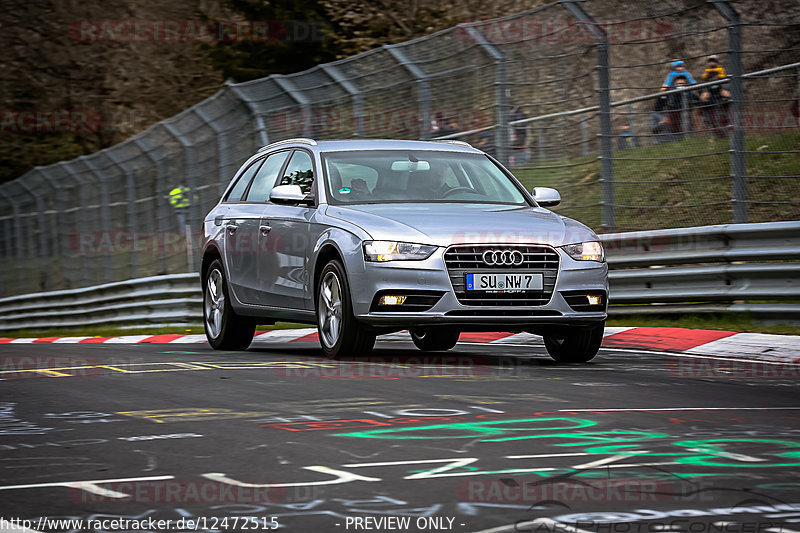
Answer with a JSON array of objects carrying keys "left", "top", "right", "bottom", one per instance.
[{"left": 348, "top": 248, "right": 608, "bottom": 329}]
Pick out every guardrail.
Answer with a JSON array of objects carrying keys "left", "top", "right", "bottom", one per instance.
[
  {"left": 604, "top": 221, "right": 800, "bottom": 317},
  {"left": 0, "top": 222, "right": 797, "bottom": 332},
  {"left": 0, "top": 273, "right": 201, "bottom": 332}
]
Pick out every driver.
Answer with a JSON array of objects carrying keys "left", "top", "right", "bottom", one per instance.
[{"left": 429, "top": 166, "right": 452, "bottom": 198}]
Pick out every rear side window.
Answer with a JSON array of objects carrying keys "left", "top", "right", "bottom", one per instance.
[
  {"left": 225, "top": 158, "right": 263, "bottom": 202},
  {"left": 277, "top": 150, "right": 314, "bottom": 194},
  {"left": 244, "top": 151, "right": 290, "bottom": 202}
]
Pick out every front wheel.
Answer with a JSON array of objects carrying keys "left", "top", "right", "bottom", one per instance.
[
  {"left": 204, "top": 259, "right": 256, "bottom": 350},
  {"left": 543, "top": 322, "right": 604, "bottom": 363},
  {"left": 410, "top": 327, "right": 460, "bottom": 351},
  {"left": 317, "top": 260, "right": 375, "bottom": 358}
]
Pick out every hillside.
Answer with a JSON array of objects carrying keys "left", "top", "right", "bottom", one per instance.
[{"left": 1, "top": 0, "right": 797, "bottom": 184}]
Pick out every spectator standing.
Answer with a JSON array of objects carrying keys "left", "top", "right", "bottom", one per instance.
[
  {"left": 652, "top": 97, "right": 676, "bottom": 144},
  {"left": 666, "top": 75, "right": 700, "bottom": 136},
  {"left": 475, "top": 129, "right": 496, "bottom": 157},
  {"left": 617, "top": 124, "right": 634, "bottom": 150},
  {"left": 699, "top": 70, "right": 731, "bottom": 137},
  {"left": 509, "top": 104, "right": 530, "bottom": 166},
  {"left": 701, "top": 54, "right": 727, "bottom": 81},
  {"left": 662, "top": 60, "right": 697, "bottom": 90}
]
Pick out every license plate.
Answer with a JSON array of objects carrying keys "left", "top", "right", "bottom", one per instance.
[{"left": 466, "top": 273, "right": 543, "bottom": 292}]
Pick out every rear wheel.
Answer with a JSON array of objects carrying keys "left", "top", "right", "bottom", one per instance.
[
  {"left": 204, "top": 259, "right": 256, "bottom": 350},
  {"left": 543, "top": 322, "right": 604, "bottom": 363},
  {"left": 410, "top": 327, "right": 460, "bottom": 352},
  {"left": 317, "top": 260, "right": 375, "bottom": 358}
]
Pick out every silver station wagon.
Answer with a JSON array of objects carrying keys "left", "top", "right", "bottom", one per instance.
[{"left": 201, "top": 138, "right": 608, "bottom": 362}]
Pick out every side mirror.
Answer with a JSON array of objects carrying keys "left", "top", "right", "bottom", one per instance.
[
  {"left": 270, "top": 184, "right": 314, "bottom": 206},
  {"left": 532, "top": 187, "right": 561, "bottom": 207}
]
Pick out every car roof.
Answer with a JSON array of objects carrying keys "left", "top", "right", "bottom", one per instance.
[{"left": 259, "top": 138, "right": 481, "bottom": 154}]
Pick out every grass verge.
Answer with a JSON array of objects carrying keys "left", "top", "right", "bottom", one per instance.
[{"left": 606, "top": 313, "right": 800, "bottom": 336}]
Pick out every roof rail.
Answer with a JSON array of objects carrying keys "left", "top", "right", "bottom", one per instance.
[
  {"left": 433, "top": 140, "right": 473, "bottom": 148},
  {"left": 258, "top": 138, "right": 317, "bottom": 152}
]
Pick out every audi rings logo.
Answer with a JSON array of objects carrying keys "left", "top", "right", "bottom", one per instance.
[{"left": 482, "top": 249, "right": 525, "bottom": 266}]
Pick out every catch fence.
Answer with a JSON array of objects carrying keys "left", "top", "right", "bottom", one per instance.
[{"left": 0, "top": 0, "right": 797, "bottom": 297}]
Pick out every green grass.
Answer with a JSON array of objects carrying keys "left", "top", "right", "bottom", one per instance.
[
  {"left": 513, "top": 131, "right": 800, "bottom": 232},
  {"left": 606, "top": 313, "right": 800, "bottom": 336}
]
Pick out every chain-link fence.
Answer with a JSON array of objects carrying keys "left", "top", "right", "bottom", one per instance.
[
  {"left": 0, "top": 0, "right": 798, "bottom": 298},
  {"left": 498, "top": 0, "right": 800, "bottom": 232}
]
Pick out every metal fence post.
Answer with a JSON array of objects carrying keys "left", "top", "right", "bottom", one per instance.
[
  {"left": 18, "top": 180, "right": 49, "bottom": 290},
  {"left": 67, "top": 160, "right": 95, "bottom": 287},
  {"left": 106, "top": 151, "right": 138, "bottom": 279},
  {"left": 227, "top": 82, "right": 270, "bottom": 147},
  {"left": 0, "top": 188, "right": 23, "bottom": 290},
  {"left": 580, "top": 113, "right": 589, "bottom": 156},
  {"left": 133, "top": 137, "right": 169, "bottom": 275},
  {"left": 680, "top": 91, "right": 691, "bottom": 135},
  {"left": 384, "top": 44, "right": 432, "bottom": 140},
  {"left": 711, "top": 0, "right": 746, "bottom": 223},
  {"left": 538, "top": 125, "right": 546, "bottom": 161},
  {"left": 460, "top": 24, "right": 510, "bottom": 168},
  {"left": 560, "top": 0, "right": 615, "bottom": 230},
  {"left": 81, "top": 156, "right": 113, "bottom": 282},
  {"left": 163, "top": 123, "right": 200, "bottom": 272},
  {"left": 320, "top": 64, "right": 365, "bottom": 138},
  {"left": 273, "top": 75, "right": 313, "bottom": 138},
  {"left": 39, "top": 167, "right": 69, "bottom": 288},
  {"left": 194, "top": 107, "right": 231, "bottom": 194}
]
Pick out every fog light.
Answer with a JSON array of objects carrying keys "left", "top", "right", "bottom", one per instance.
[
  {"left": 379, "top": 295, "right": 407, "bottom": 306},
  {"left": 587, "top": 294, "right": 602, "bottom": 306}
]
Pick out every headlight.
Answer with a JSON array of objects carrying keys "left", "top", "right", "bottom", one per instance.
[
  {"left": 363, "top": 241, "right": 437, "bottom": 262},
  {"left": 562, "top": 241, "right": 604, "bottom": 262}
]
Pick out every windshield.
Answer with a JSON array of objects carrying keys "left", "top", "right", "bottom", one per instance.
[{"left": 322, "top": 150, "right": 529, "bottom": 206}]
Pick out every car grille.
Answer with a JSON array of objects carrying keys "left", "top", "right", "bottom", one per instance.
[{"left": 444, "top": 244, "right": 559, "bottom": 306}]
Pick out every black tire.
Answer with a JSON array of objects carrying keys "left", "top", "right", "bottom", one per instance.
[
  {"left": 543, "top": 322, "right": 604, "bottom": 363},
  {"left": 316, "top": 259, "right": 375, "bottom": 358},
  {"left": 410, "top": 327, "right": 460, "bottom": 351},
  {"left": 203, "top": 259, "right": 256, "bottom": 350}
]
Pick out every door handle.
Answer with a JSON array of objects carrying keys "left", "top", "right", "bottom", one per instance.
[
  {"left": 225, "top": 223, "right": 239, "bottom": 234},
  {"left": 259, "top": 224, "right": 272, "bottom": 236}
]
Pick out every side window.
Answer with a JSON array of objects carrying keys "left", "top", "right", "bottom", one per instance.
[
  {"left": 244, "top": 151, "right": 290, "bottom": 202},
  {"left": 225, "top": 158, "right": 263, "bottom": 202},
  {"left": 278, "top": 151, "right": 314, "bottom": 194}
]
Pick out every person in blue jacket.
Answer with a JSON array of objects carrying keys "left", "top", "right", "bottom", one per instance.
[{"left": 661, "top": 60, "right": 697, "bottom": 90}]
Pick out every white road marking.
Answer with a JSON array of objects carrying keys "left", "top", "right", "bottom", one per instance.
[
  {"left": 0, "top": 475, "right": 174, "bottom": 496},
  {"left": 572, "top": 454, "right": 633, "bottom": 470},
  {"left": 203, "top": 467, "right": 380, "bottom": 488}
]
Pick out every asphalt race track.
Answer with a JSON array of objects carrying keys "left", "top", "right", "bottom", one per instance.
[{"left": 1, "top": 337, "right": 800, "bottom": 533}]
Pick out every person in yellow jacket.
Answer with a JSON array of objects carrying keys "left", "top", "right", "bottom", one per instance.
[
  {"left": 701, "top": 54, "right": 726, "bottom": 81},
  {"left": 169, "top": 186, "right": 192, "bottom": 208},
  {"left": 169, "top": 185, "right": 194, "bottom": 236}
]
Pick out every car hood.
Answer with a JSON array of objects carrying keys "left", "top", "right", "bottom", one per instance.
[{"left": 324, "top": 203, "right": 598, "bottom": 247}]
